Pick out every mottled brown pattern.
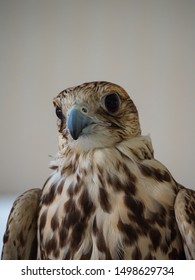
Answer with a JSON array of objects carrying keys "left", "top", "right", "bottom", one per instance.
[
  {"left": 3, "top": 82, "right": 194, "bottom": 260},
  {"left": 2, "top": 188, "right": 41, "bottom": 259}
]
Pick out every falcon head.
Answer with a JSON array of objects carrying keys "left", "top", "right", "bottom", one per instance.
[{"left": 53, "top": 81, "right": 141, "bottom": 152}]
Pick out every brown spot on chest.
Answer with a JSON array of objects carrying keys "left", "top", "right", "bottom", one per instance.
[
  {"left": 39, "top": 210, "right": 47, "bottom": 231},
  {"left": 124, "top": 195, "right": 144, "bottom": 215},
  {"left": 168, "top": 247, "right": 185, "bottom": 260},
  {"left": 96, "top": 230, "right": 112, "bottom": 259},
  {"left": 42, "top": 182, "right": 57, "bottom": 205},
  {"left": 92, "top": 217, "right": 98, "bottom": 235},
  {"left": 117, "top": 219, "right": 138, "bottom": 245},
  {"left": 107, "top": 163, "right": 137, "bottom": 195},
  {"left": 63, "top": 199, "right": 81, "bottom": 229},
  {"left": 59, "top": 221, "right": 68, "bottom": 248},
  {"left": 79, "top": 189, "right": 95, "bottom": 217},
  {"left": 147, "top": 202, "right": 167, "bottom": 228},
  {"left": 51, "top": 213, "right": 59, "bottom": 231},
  {"left": 139, "top": 164, "right": 171, "bottom": 182},
  {"left": 121, "top": 163, "right": 137, "bottom": 183},
  {"left": 69, "top": 219, "right": 88, "bottom": 256},
  {"left": 99, "top": 187, "right": 112, "bottom": 213},
  {"left": 45, "top": 235, "right": 57, "bottom": 255},
  {"left": 149, "top": 228, "right": 162, "bottom": 250}
]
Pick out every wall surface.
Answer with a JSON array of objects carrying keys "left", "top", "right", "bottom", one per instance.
[{"left": 0, "top": 0, "right": 195, "bottom": 196}]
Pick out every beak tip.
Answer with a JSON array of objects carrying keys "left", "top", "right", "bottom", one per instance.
[
  {"left": 71, "top": 131, "right": 79, "bottom": 140},
  {"left": 67, "top": 120, "right": 80, "bottom": 140}
]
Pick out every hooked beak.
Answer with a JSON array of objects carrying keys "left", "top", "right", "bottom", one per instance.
[{"left": 67, "top": 106, "right": 95, "bottom": 140}]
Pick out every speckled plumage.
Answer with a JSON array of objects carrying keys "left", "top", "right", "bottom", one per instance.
[{"left": 2, "top": 81, "right": 195, "bottom": 259}]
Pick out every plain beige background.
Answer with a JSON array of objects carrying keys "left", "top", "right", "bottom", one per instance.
[{"left": 0, "top": 0, "right": 195, "bottom": 196}]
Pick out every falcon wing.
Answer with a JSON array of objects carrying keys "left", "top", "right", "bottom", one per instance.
[
  {"left": 174, "top": 188, "right": 195, "bottom": 259},
  {"left": 1, "top": 188, "right": 41, "bottom": 260}
]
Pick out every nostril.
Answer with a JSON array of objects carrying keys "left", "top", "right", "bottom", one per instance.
[{"left": 81, "top": 107, "right": 88, "bottom": 114}]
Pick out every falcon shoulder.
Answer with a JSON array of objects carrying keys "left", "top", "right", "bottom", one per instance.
[
  {"left": 174, "top": 187, "right": 195, "bottom": 259},
  {"left": 1, "top": 188, "right": 41, "bottom": 260}
]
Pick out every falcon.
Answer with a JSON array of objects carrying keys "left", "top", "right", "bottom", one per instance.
[{"left": 1, "top": 81, "right": 195, "bottom": 260}]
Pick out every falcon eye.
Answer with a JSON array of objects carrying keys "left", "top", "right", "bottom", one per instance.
[
  {"left": 104, "top": 93, "right": 120, "bottom": 113},
  {"left": 55, "top": 106, "right": 64, "bottom": 120}
]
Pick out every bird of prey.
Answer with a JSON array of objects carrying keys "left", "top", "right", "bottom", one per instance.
[{"left": 1, "top": 81, "right": 195, "bottom": 260}]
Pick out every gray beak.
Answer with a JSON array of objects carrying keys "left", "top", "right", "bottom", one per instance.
[{"left": 67, "top": 107, "right": 94, "bottom": 140}]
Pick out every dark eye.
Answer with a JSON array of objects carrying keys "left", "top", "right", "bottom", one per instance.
[
  {"left": 104, "top": 93, "right": 120, "bottom": 113},
  {"left": 55, "top": 106, "right": 64, "bottom": 120}
]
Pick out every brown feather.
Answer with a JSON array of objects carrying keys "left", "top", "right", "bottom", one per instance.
[{"left": 1, "top": 188, "right": 41, "bottom": 259}]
